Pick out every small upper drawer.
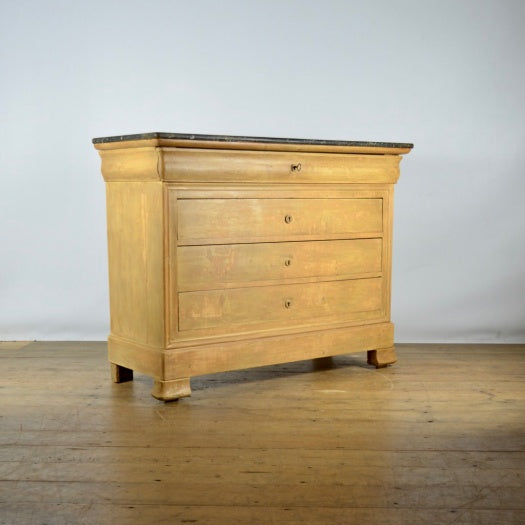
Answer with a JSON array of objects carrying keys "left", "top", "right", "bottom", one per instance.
[
  {"left": 177, "top": 238, "right": 382, "bottom": 291},
  {"left": 177, "top": 198, "right": 382, "bottom": 245},
  {"left": 161, "top": 148, "right": 400, "bottom": 184}
]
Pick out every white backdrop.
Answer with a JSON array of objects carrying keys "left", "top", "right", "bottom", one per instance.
[{"left": 1, "top": 0, "right": 524, "bottom": 342}]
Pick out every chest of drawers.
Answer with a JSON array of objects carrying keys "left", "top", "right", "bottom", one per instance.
[{"left": 93, "top": 133, "right": 412, "bottom": 400}]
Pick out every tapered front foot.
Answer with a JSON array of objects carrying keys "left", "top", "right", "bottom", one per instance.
[
  {"left": 367, "top": 346, "right": 397, "bottom": 368},
  {"left": 110, "top": 363, "right": 133, "bottom": 383},
  {"left": 152, "top": 378, "right": 192, "bottom": 401}
]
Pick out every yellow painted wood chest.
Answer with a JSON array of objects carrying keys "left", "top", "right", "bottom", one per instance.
[{"left": 93, "top": 133, "right": 412, "bottom": 400}]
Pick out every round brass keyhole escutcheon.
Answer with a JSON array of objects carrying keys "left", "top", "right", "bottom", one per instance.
[
  {"left": 284, "top": 259, "right": 292, "bottom": 267},
  {"left": 284, "top": 214, "right": 293, "bottom": 224},
  {"left": 284, "top": 299, "right": 293, "bottom": 309},
  {"left": 291, "top": 163, "right": 302, "bottom": 173}
]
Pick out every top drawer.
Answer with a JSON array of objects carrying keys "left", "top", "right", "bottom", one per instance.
[
  {"left": 161, "top": 148, "right": 400, "bottom": 184},
  {"left": 177, "top": 198, "right": 382, "bottom": 245}
]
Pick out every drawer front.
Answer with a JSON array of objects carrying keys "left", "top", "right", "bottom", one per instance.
[
  {"left": 178, "top": 277, "right": 383, "bottom": 332},
  {"left": 161, "top": 148, "right": 400, "bottom": 184},
  {"left": 178, "top": 198, "right": 382, "bottom": 244},
  {"left": 178, "top": 238, "right": 382, "bottom": 291}
]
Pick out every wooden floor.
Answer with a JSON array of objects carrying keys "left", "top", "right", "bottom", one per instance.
[{"left": 0, "top": 342, "right": 524, "bottom": 524}]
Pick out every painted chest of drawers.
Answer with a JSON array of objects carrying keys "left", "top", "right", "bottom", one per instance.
[{"left": 93, "top": 133, "right": 412, "bottom": 400}]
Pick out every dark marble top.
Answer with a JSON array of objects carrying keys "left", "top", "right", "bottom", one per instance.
[{"left": 92, "top": 132, "right": 413, "bottom": 149}]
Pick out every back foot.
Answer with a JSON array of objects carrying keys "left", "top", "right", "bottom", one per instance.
[
  {"left": 367, "top": 346, "right": 397, "bottom": 368},
  {"left": 110, "top": 363, "right": 133, "bottom": 382}
]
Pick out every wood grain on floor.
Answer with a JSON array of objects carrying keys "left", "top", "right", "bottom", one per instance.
[{"left": 0, "top": 342, "right": 524, "bottom": 524}]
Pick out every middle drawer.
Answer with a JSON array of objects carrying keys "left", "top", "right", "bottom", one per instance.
[{"left": 177, "top": 238, "right": 382, "bottom": 291}]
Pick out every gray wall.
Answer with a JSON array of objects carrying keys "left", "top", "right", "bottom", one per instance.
[{"left": 1, "top": 0, "right": 524, "bottom": 342}]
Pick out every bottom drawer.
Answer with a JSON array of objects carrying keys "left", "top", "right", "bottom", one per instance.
[{"left": 178, "top": 277, "right": 383, "bottom": 333}]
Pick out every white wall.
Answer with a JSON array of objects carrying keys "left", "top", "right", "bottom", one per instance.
[{"left": 1, "top": 0, "right": 524, "bottom": 342}]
